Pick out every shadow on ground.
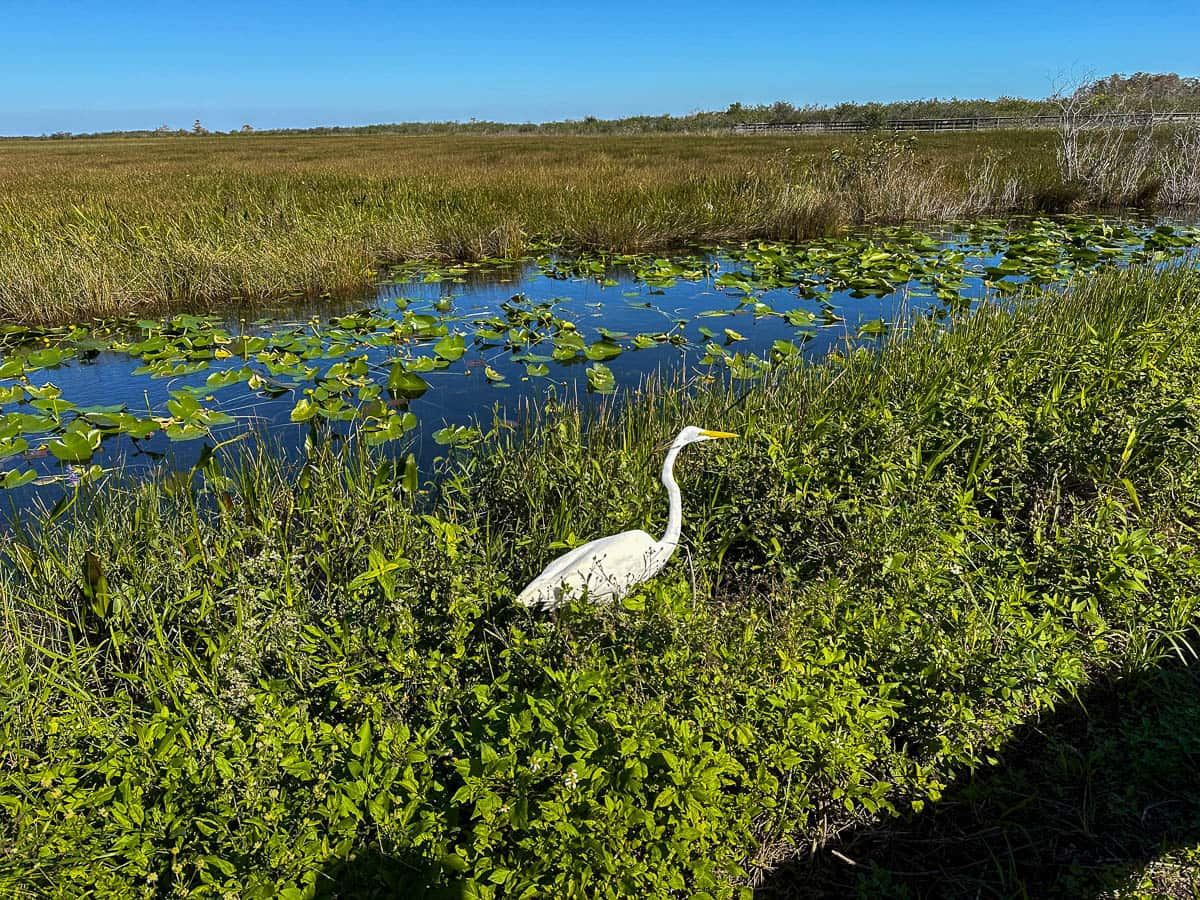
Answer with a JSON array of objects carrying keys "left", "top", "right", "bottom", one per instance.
[
  {"left": 314, "top": 847, "right": 471, "bottom": 900},
  {"left": 311, "top": 663, "right": 1199, "bottom": 899},
  {"left": 758, "top": 661, "right": 1200, "bottom": 899}
]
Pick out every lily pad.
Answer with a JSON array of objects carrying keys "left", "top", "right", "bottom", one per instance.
[
  {"left": 388, "top": 365, "right": 430, "bottom": 399},
  {"left": 586, "top": 363, "right": 616, "bottom": 394},
  {"left": 48, "top": 428, "right": 102, "bottom": 462}
]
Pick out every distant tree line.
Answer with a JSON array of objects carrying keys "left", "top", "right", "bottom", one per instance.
[
  {"left": 1077, "top": 72, "right": 1200, "bottom": 105},
  {"left": 11, "top": 72, "right": 1199, "bottom": 140}
]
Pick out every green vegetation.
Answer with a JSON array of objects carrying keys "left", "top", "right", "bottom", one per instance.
[
  {"left": 5, "top": 126, "right": 1200, "bottom": 326},
  {"left": 4, "top": 217, "right": 1196, "bottom": 496},
  {"left": 20, "top": 72, "right": 1200, "bottom": 139},
  {"left": 1077, "top": 72, "right": 1200, "bottom": 109},
  {"left": 773, "top": 663, "right": 1200, "bottom": 897},
  {"left": 0, "top": 131, "right": 1040, "bottom": 325},
  {"left": 2, "top": 265, "right": 1198, "bottom": 897}
]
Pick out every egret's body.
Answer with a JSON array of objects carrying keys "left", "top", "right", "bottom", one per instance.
[
  {"left": 516, "top": 427, "right": 736, "bottom": 610},
  {"left": 515, "top": 528, "right": 664, "bottom": 609}
]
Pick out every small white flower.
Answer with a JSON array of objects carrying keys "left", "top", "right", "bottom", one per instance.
[{"left": 563, "top": 768, "right": 580, "bottom": 789}]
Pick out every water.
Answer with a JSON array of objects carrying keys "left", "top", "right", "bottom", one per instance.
[
  {"left": 5, "top": 259, "right": 882, "bottom": 499},
  {"left": 2, "top": 218, "right": 1197, "bottom": 520}
]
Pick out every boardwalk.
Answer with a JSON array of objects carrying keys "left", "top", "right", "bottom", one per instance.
[{"left": 732, "top": 112, "right": 1200, "bottom": 134}]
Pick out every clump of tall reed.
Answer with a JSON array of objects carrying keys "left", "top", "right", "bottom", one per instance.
[{"left": 1160, "top": 121, "right": 1200, "bottom": 206}]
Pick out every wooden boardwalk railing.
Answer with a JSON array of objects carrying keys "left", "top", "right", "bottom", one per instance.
[{"left": 731, "top": 112, "right": 1200, "bottom": 135}]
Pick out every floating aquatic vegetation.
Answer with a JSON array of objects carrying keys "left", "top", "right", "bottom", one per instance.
[{"left": 0, "top": 217, "right": 1196, "bottom": 491}]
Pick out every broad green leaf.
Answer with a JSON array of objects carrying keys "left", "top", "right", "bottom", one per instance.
[
  {"left": 434, "top": 334, "right": 466, "bottom": 361},
  {"left": 48, "top": 429, "right": 101, "bottom": 462},
  {"left": 585, "top": 340, "right": 622, "bottom": 361},
  {"left": 388, "top": 365, "right": 430, "bottom": 399},
  {"left": 586, "top": 363, "right": 615, "bottom": 394},
  {"left": 290, "top": 398, "right": 317, "bottom": 423},
  {"left": 1, "top": 468, "right": 36, "bottom": 489}
]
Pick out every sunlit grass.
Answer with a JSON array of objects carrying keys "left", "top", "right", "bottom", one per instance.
[
  {"left": 0, "top": 131, "right": 1072, "bottom": 325},
  {"left": 1, "top": 267, "right": 1197, "bottom": 896}
]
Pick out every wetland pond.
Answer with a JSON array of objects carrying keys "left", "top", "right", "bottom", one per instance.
[{"left": 1, "top": 217, "right": 1198, "bottom": 518}]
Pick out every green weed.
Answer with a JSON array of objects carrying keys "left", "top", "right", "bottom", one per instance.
[{"left": 1, "top": 267, "right": 1198, "bottom": 897}]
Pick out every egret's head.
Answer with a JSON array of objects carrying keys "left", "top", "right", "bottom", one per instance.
[{"left": 675, "top": 425, "right": 739, "bottom": 447}]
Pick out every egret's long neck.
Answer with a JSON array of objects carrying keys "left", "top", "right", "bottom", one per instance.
[{"left": 657, "top": 442, "right": 684, "bottom": 555}]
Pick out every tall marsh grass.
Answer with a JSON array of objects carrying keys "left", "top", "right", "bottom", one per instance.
[
  {"left": 1, "top": 129, "right": 1195, "bottom": 326},
  {"left": 0, "top": 131, "right": 1062, "bottom": 325}
]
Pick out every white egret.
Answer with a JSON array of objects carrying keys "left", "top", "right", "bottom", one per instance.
[{"left": 516, "top": 426, "right": 738, "bottom": 610}]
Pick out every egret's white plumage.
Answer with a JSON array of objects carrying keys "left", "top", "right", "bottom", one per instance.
[{"left": 516, "top": 426, "right": 737, "bottom": 610}]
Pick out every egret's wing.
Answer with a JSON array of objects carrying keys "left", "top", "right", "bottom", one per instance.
[{"left": 516, "top": 529, "right": 657, "bottom": 609}]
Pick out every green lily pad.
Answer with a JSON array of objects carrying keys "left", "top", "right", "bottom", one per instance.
[
  {"left": 585, "top": 340, "right": 623, "bottom": 362},
  {"left": 291, "top": 398, "right": 317, "bottom": 423},
  {"left": 1, "top": 468, "right": 37, "bottom": 489},
  {"left": 433, "top": 425, "right": 481, "bottom": 447},
  {"left": 388, "top": 365, "right": 430, "bottom": 399},
  {"left": 434, "top": 334, "right": 467, "bottom": 361},
  {"left": 586, "top": 363, "right": 616, "bottom": 394},
  {"left": 363, "top": 411, "right": 417, "bottom": 445},
  {"left": 48, "top": 428, "right": 102, "bottom": 462}
]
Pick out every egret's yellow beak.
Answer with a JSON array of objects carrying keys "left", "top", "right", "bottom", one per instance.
[{"left": 702, "top": 430, "right": 739, "bottom": 439}]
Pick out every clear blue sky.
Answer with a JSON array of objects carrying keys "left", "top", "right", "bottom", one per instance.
[{"left": 1, "top": 0, "right": 1197, "bottom": 135}]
